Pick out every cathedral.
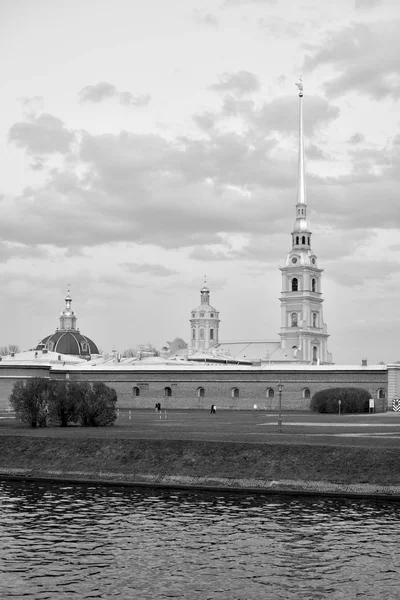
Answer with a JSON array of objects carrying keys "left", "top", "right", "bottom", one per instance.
[
  {"left": 36, "top": 291, "right": 99, "bottom": 359},
  {"left": 187, "top": 81, "right": 333, "bottom": 365}
]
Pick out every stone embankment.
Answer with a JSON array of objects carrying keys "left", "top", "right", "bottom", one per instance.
[{"left": 1, "top": 435, "right": 400, "bottom": 500}]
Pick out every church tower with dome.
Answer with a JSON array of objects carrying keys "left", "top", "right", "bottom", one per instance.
[
  {"left": 36, "top": 290, "right": 99, "bottom": 359},
  {"left": 279, "top": 80, "right": 332, "bottom": 364},
  {"left": 189, "top": 281, "right": 220, "bottom": 352}
]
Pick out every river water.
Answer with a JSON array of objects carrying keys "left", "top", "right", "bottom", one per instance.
[{"left": 0, "top": 480, "right": 399, "bottom": 599}]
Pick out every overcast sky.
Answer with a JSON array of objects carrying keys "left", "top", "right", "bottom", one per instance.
[{"left": 1, "top": 0, "right": 399, "bottom": 364}]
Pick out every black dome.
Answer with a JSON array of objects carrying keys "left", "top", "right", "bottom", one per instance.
[{"left": 36, "top": 331, "right": 99, "bottom": 357}]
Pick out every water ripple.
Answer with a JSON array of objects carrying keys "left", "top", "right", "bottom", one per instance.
[{"left": 0, "top": 481, "right": 399, "bottom": 599}]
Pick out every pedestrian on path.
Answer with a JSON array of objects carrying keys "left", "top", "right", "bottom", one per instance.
[{"left": 210, "top": 404, "right": 216, "bottom": 414}]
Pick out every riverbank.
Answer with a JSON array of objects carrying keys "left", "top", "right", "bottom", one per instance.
[{"left": 1, "top": 435, "right": 400, "bottom": 499}]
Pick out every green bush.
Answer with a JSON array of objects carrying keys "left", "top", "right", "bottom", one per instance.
[
  {"left": 76, "top": 381, "right": 117, "bottom": 427},
  {"left": 9, "top": 378, "right": 117, "bottom": 427},
  {"left": 9, "top": 377, "right": 51, "bottom": 427},
  {"left": 48, "top": 380, "right": 79, "bottom": 427},
  {"left": 310, "top": 387, "right": 371, "bottom": 413}
]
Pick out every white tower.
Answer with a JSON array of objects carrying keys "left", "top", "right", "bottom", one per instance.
[
  {"left": 59, "top": 290, "right": 78, "bottom": 331},
  {"left": 189, "top": 280, "right": 220, "bottom": 352},
  {"left": 279, "top": 80, "right": 332, "bottom": 364}
]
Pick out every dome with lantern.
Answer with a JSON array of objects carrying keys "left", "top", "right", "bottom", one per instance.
[{"left": 36, "top": 291, "right": 99, "bottom": 358}]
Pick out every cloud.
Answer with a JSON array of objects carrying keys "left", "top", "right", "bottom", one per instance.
[
  {"left": 194, "top": 11, "right": 218, "bottom": 28},
  {"left": 121, "top": 263, "right": 178, "bottom": 277},
  {"left": 349, "top": 133, "right": 365, "bottom": 144},
  {"left": 79, "top": 82, "right": 151, "bottom": 107},
  {"left": 210, "top": 71, "right": 260, "bottom": 95},
  {"left": 303, "top": 21, "right": 400, "bottom": 99},
  {"left": 9, "top": 113, "right": 74, "bottom": 155},
  {"left": 328, "top": 259, "right": 400, "bottom": 287},
  {"left": 79, "top": 82, "right": 117, "bottom": 103},
  {"left": 354, "top": 0, "right": 382, "bottom": 8},
  {"left": 0, "top": 242, "right": 50, "bottom": 263},
  {"left": 254, "top": 95, "right": 340, "bottom": 135},
  {"left": 119, "top": 92, "right": 151, "bottom": 107},
  {"left": 3, "top": 89, "right": 399, "bottom": 258},
  {"left": 223, "top": 0, "right": 276, "bottom": 6}
]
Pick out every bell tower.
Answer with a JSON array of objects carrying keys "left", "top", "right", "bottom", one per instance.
[
  {"left": 189, "top": 279, "right": 220, "bottom": 352},
  {"left": 279, "top": 80, "right": 332, "bottom": 364}
]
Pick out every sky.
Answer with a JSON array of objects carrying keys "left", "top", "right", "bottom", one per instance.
[{"left": 1, "top": 0, "right": 400, "bottom": 364}]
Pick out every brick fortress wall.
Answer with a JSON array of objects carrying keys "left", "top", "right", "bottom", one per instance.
[{"left": 51, "top": 366, "right": 388, "bottom": 412}]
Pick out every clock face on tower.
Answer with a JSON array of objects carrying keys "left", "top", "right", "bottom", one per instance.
[{"left": 292, "top": 257, "right": 298, "bottom": 264}]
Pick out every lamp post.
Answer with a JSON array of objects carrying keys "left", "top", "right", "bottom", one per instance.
[{"left": 277, "top": 381, "right": 283, "bottom": 433}]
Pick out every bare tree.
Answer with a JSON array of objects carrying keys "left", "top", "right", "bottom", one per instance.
[
  {"left": 122, "top": 343, "right": 159, "bottom": 358},
  {"left": 0, "top": 344, "right": 20, "bottom": 356}
]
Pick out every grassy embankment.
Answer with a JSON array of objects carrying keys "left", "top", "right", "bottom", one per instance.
[{"left": 0, "top": 433, "right": 399, "bottom": 487}]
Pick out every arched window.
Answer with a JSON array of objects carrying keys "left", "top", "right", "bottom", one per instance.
[
  {"left": 133, "top": 386, "right": 140, "bottom": 397},
  {"left": 267, "top": 388, "right": 274, "bottom": 398},
  {"left": 378, "top": 389, "right": 386, "bottom": 399},
  {"left": 292, "top": 345, "right": 298, "bottom": 357},
  {"left": 291, "top": 313, "right": 298, "bottom": 327},
  {"left": 313, "top": 346, "right": 318, "bottom": 362},
  {"left": 199, "top": 328, "right": 205, "bottom": 340},
  {"left": 192, "top": 328, "right": 196, "bottom": 340},
  {"left": 292, "top": 278, "right": 298, "bottom": 292},
  {"left": 209, "top": 328, "right": 214, "bottom": 340},
  {"left": 303, "top": 388, "right": 311, "bottom": 399},
  {"left": 312, "top": 278, "right": 316, "bottom": 292},
  {"left": 210, "top": 313, "right": 214, "bottom": 318},
  {"left": 296, "top": 236, "right": 299, "bottom": 245},
  {"left": 312, "top": 313, "right": 317, "bottom": 328},
  {"left": 197, "top": 387, "right": 205, "bottom": 398},
  {"left": 231, "top": 387, "right": 239, "bottom": 398},
  {"left": 192, "top": 312, "right": 195, "bottom": 318},
  {"left": 307, "top": 236, "right": 310, "bottom": 245},
  {"left": 164, "top": 387, "right": 172, "bottom": 397},
  {"left": 302, "top": 235, "right": 306, "bottom": 244}
]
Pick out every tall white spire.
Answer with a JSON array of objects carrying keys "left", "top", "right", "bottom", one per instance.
[{"left": 295, "top": 77, "right": 306, "bottom": 206}]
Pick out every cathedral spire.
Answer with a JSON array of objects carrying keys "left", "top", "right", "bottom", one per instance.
[
  {"left": 295, "top": 77, "right": 306, "bottom": 206},
  {"left": 292, "top": 78, "right": 311, "bottom": 250}
]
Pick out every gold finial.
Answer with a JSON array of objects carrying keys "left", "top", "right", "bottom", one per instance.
[
  {"left": 295, "top": 76, "right": 303, "bottom": 96},
  {"left": 204, "top": 274, "right": 207, "bottom": 286}
]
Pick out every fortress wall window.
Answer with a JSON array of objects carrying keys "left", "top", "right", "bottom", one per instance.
[
  {"left": 303, "top": 388, "right": 311, "bottom": 399},
  {"left": 267, "top": 388, "right": 274, "bottom": 399},
  {"left": 197, "top": 387, "right": 205, "bottom": 398},
  {"left": 164, "top": 387, "right": 172, "bottom": 397},
  {"left": 231, "top": 387, "right": 239, "bottom": 398},
  {"left": 133, "top": 386, "right": 140, "bottom": 397}
]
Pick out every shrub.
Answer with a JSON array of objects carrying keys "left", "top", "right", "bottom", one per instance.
[
  {"left": 48, "top": 381, "right": 79, "bottom": 427},
  {"left": 9, "top": 377, "right": 51, "bottom": 427},
  {"left": 77, "top": 382, "right": 117, "bottom": 427},
  {"left": 9, "top": 378, "right": 118, "bottom": 427},
  {"left": 310, "top": 387, "right": 371, "bottom": 413}
]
